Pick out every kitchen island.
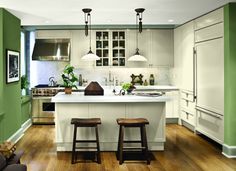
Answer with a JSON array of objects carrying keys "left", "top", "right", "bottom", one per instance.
[{"left": 52, "top": 91, "right": 170, "bottom": 151}]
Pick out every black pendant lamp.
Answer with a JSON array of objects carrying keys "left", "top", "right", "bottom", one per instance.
[
  {"left": 81, "top": 8, "right": 99, "bottom": 61},
  {"left": 128, "top": 8, "right": 147, "bottom": 62}
]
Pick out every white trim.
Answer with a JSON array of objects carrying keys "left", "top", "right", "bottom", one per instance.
[
  {"left": 223, "top": 144, "right": 236, "bottom": 149},
  {"left": 21, "top": 119, "right": 32, "bottom": 132},
  {"left": 7, "top": 127, "right": 24, "bottom": 143},
  {"left": 222, "top": 152, "right": 236, "bottom": 158},
  {"left": 7, "top": 119, "right": 32, "bottom": 143}
]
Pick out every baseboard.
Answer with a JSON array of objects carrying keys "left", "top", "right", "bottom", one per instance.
[
  {"left": 7, "top": 119, "right": 32, "bottom": 143},
  {"left": 21, "top": 119, "right": 32, "bottom": 133},
  {"left": 181, "top": 120, "right": 195, "bottom": 132},
  {"left": 222, "top": 144, "right": 236, "bottom": 158},
  {"left": 166, "top": 118, "right": 179, "bottom": 124}
]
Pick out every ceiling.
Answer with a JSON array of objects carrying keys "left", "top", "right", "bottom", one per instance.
[{"left": 0, "top": 0, "right": 235, "bottom": 26}]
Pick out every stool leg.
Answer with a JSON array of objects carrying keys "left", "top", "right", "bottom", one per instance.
[
  {"left": 71, "top": 125, "right": 77, "bottom": 164},
  {"left": 119, "top": 126, "right": 124, "bottom": 164},
  {"left": 95, "top": 125, "right": 101, "bottom": 164},
  {"left": 141, "top": 125, "right": 150, "bottom": 164},
  {"left": 117, "top": 125, "right": 122, "bottom": 160}
]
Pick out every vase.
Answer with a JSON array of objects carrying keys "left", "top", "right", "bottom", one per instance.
[{"left": 65, "top": 87, "right": 72, "bottom": 94}]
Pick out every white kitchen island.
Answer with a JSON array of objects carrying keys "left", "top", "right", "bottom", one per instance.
[{"left": 51, "top": 92, "right": 170, "bottom": 151}]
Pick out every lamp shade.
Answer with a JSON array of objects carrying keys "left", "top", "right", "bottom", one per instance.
[
  {"left": 81, "top": 50, "right": 100, "bottom": 61},
  {"left": 128, "top": 49, "right": 147, "bottom": 61}
]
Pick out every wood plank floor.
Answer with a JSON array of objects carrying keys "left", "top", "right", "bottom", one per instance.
[{"left": 16, "top": 124, "right": 236, "bottom": 171}]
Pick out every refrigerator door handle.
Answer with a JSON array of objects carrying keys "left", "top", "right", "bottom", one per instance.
[
  {"left": 193, "top": 47, "right": 197, "bottom": 102},
  {"left": 196, "top": 106, "right": 223, "bottom": 119}
]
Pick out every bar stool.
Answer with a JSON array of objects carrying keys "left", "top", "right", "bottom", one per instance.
[
  {"left": 71, "top": 118, "right": 101, "bottom": 164},
  {"left": 116, "top": 118, "right": 150, "bottom": 164}
]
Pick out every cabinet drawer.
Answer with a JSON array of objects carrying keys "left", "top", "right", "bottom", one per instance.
[
  {"left": 181, "top": 99, "right": 195, "bottom": 111},
  {"left": 181, "top": 109, "right": 195, "bottom": 126},
  {"left": 181, "top": 91, "right": 194, "bottom": 102},
  {"left": 194, "top": 8, "right": 223, "bottom": 30},
  {"left": 195, "top": 23, "right": 223, "bottom": 43},
  {"left": 196, "top": 109, "right": 224, "bottom": 144}
]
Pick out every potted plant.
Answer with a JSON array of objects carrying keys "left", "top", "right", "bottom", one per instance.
[
  {"left": 61, "top": 64, "right": 78, "bottom": 94},
  {"left": 122, "top": 83, "right": 136, "bottom": 94},
  {"left": 21, "top": 75, "right": 29, "bottom": 96}
]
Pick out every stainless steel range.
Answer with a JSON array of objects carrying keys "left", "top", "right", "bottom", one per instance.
[{"left": 31, "top": 85, "right": 63, "bottom": 124}]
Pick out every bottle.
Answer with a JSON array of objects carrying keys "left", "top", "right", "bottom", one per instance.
[
  {"left": 149, "top": 74, "right": 155, "bottom": 85},
  {"left": 144, "top": 79, "right": 148, "bottom": 86},
  {"left": 79, "top": 74, "right": 82, "bottom": 86}
]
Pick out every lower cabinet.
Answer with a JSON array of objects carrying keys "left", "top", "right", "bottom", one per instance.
[
  {"left": 195, "top": 108, "right": 224, "bottom": 144},
  {"left": 166, "top": 91, "right": 179, "bottom": 119},
  {"left": 180, "top": 90, "right": 196, "bottom": 130}
]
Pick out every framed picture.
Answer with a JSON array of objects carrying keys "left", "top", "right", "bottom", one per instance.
[{"left": 6, "top": 49, "right": 20, "bottom": 83}]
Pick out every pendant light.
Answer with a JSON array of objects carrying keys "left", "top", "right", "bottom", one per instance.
[
  {"left": 81, "top": 8, "right": 100, "bottom": 61},
  {"left": 128, "top": 8, "right": 147, "bottom": 62}
]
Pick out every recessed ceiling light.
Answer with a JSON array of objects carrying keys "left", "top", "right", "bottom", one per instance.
[
  {"left": 168, "top": 19, "right": 174, "bottom": 23},
  {"left": 45, "top": 20, "right": 50, "bottom": 24}
]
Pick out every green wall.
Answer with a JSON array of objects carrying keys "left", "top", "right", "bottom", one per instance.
[
  {"left": 0, "top": 8, "right": 21, "bottom": 142},
  {"left": 224, "top": 3, "right": 236, "bottom": 146}
]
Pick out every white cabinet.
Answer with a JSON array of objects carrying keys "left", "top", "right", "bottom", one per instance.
[
  {"left": 70, "top": 30, "right": 95, "bottom": 68},
  {"left": 149, "top": 29, "right": 174, "bottom": 67},
  {"left": 165, "top": 91, "right": 179, "bottom": 119},
  {"left": 126, "top": 29, "right": 151, "bottom": 68},
  {"left": 173, "top": 21, "right": 194, "bottom": 92},
  {"left": 126, "top": 29, "right": 174, "bottom": 67},
  {"left": 194, "top": 8, "right": 223, "bottom": 30},
  {"left": 196, "top": 108, "right": 224, "bottom": 144},
  {"left": 194, "top": 8, "right": 224, "bottom": 144}
]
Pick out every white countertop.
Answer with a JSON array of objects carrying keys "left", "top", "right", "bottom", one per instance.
[{"left": 51, "top": 92, "right": 170, "bottom": 103}]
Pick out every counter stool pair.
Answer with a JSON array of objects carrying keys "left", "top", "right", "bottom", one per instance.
[{"left": 71, "top": 117, "right": 150, "bottom": 164}]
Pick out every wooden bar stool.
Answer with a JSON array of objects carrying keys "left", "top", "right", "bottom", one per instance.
[
  {"left": 116, "top": 118, "right": 150, "bottom": 164},
  {"left": 71, "top": 118, "right": 101, "bottom": 164}
]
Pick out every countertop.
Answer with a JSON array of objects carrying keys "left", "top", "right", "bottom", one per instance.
[{"left": 51, "top": 92, "right": 170, "bottom": 103}]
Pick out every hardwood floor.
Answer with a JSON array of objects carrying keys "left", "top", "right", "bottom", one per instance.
[{"left": 16, "top": 124, "right": 236, "bottom": 171}]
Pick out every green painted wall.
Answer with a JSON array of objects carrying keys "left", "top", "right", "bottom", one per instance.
[
  {"left": 0, "top": 8, "right": 21, "bottom": 142},
  {"left": 224, "top": 3, "right": 236, "bottom": 146},
  {"left": 21, "top": 96, "right": 31, "bottom": 124}
]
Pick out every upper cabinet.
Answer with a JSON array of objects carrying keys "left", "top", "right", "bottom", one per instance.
[
  {"left": 95, "top": 31, "right": 126, "bottom": 67},
  {"left": 126, "top": 29, "right": 174, "bottom": 67},
  {"left": 70, "top": 30, "right": 96, "bottom": 68},
  {"left": 194, "top": 8, "right": 223, "bottom": 30}
]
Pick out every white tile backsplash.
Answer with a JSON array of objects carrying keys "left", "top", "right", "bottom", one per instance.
[{"left": 30, "top": 61, "right": 172, "bottom": 87}]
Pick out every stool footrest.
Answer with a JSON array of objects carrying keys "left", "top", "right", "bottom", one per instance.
[
  {"left": 75, "top": 147, "right": 98, "bottom": 149},
  {"left": 76, "top": 140, "right": 97, "bottom": 143},
  {"left": 123, "top": 140, "right": 142, "bottom": 143},
  {"left": 123, "top": 147, "right": 146, "bottom": 150}
]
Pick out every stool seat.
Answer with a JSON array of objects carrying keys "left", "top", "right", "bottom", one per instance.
[
  {"left": 117, "top": 118, "right": 149, "bottom": 126},
  {"left": 71, "top": 118, "right": 101, "bottom": 126}
]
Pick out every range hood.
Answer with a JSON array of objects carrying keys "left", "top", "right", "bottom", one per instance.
[{"left": 32, "top": 39, "right": 70, "bottom": 61}]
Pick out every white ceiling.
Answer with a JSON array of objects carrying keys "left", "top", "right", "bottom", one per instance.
[{"left": 0, "top": 0, "right": 235, "bottom": 26}]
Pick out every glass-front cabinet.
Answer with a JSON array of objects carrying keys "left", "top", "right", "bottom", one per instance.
[{"left": 96, "top": 31, "right": 126, "bottom": 67}]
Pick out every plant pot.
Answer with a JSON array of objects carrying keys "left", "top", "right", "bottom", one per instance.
[{"left": 65, "top": 87, "right": 72, "bottom": 94}]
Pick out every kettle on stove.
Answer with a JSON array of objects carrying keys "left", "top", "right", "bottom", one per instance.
[{"left": 48, "top": 77, "right": 57, "bottom": 87}]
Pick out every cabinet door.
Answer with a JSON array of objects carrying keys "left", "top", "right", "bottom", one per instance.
[
  {"left": 126, "top": 30, "right": 151, "bottom": 67},
  {"left": 70, "top": 30, "right": 95, "bottom": 68},
  {"left": 181, "top": 22, "right": 194, "bottom": 92},
  {"left": 150, "top": 30, "right": 174, "bottom": 67},
  {"left": 195, "top": 38, "right": 224, "bottom": 115},
  {"left": 166, "top": 91, "right": 179, "bottom": 119}
]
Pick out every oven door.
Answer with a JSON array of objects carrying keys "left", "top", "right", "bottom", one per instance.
[{"left": 32, "top": 98, "right": 55, "bottom": 124}]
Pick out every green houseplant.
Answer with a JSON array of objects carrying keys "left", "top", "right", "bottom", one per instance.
[
  {"left": 21, "top": 75, "right": 29, "bottom": 95},
  {"left": 122, "top": 83, "right": 136, "bottom": 94},
  {"left": 61, "top": 64, "right": 78, "bottom": 94}
]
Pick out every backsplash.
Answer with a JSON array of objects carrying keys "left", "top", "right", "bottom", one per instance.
[{"left": 30, "top": 61, "right": 172, "bottom": 87}]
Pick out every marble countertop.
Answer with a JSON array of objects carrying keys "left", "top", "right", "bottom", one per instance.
[{"left": 51, "top": 92, "right": 170, "bottom": 103}]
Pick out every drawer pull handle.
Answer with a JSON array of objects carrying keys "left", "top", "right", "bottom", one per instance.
[{"left": 196, "top": 106, "right": 223, "bottom": 119}]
